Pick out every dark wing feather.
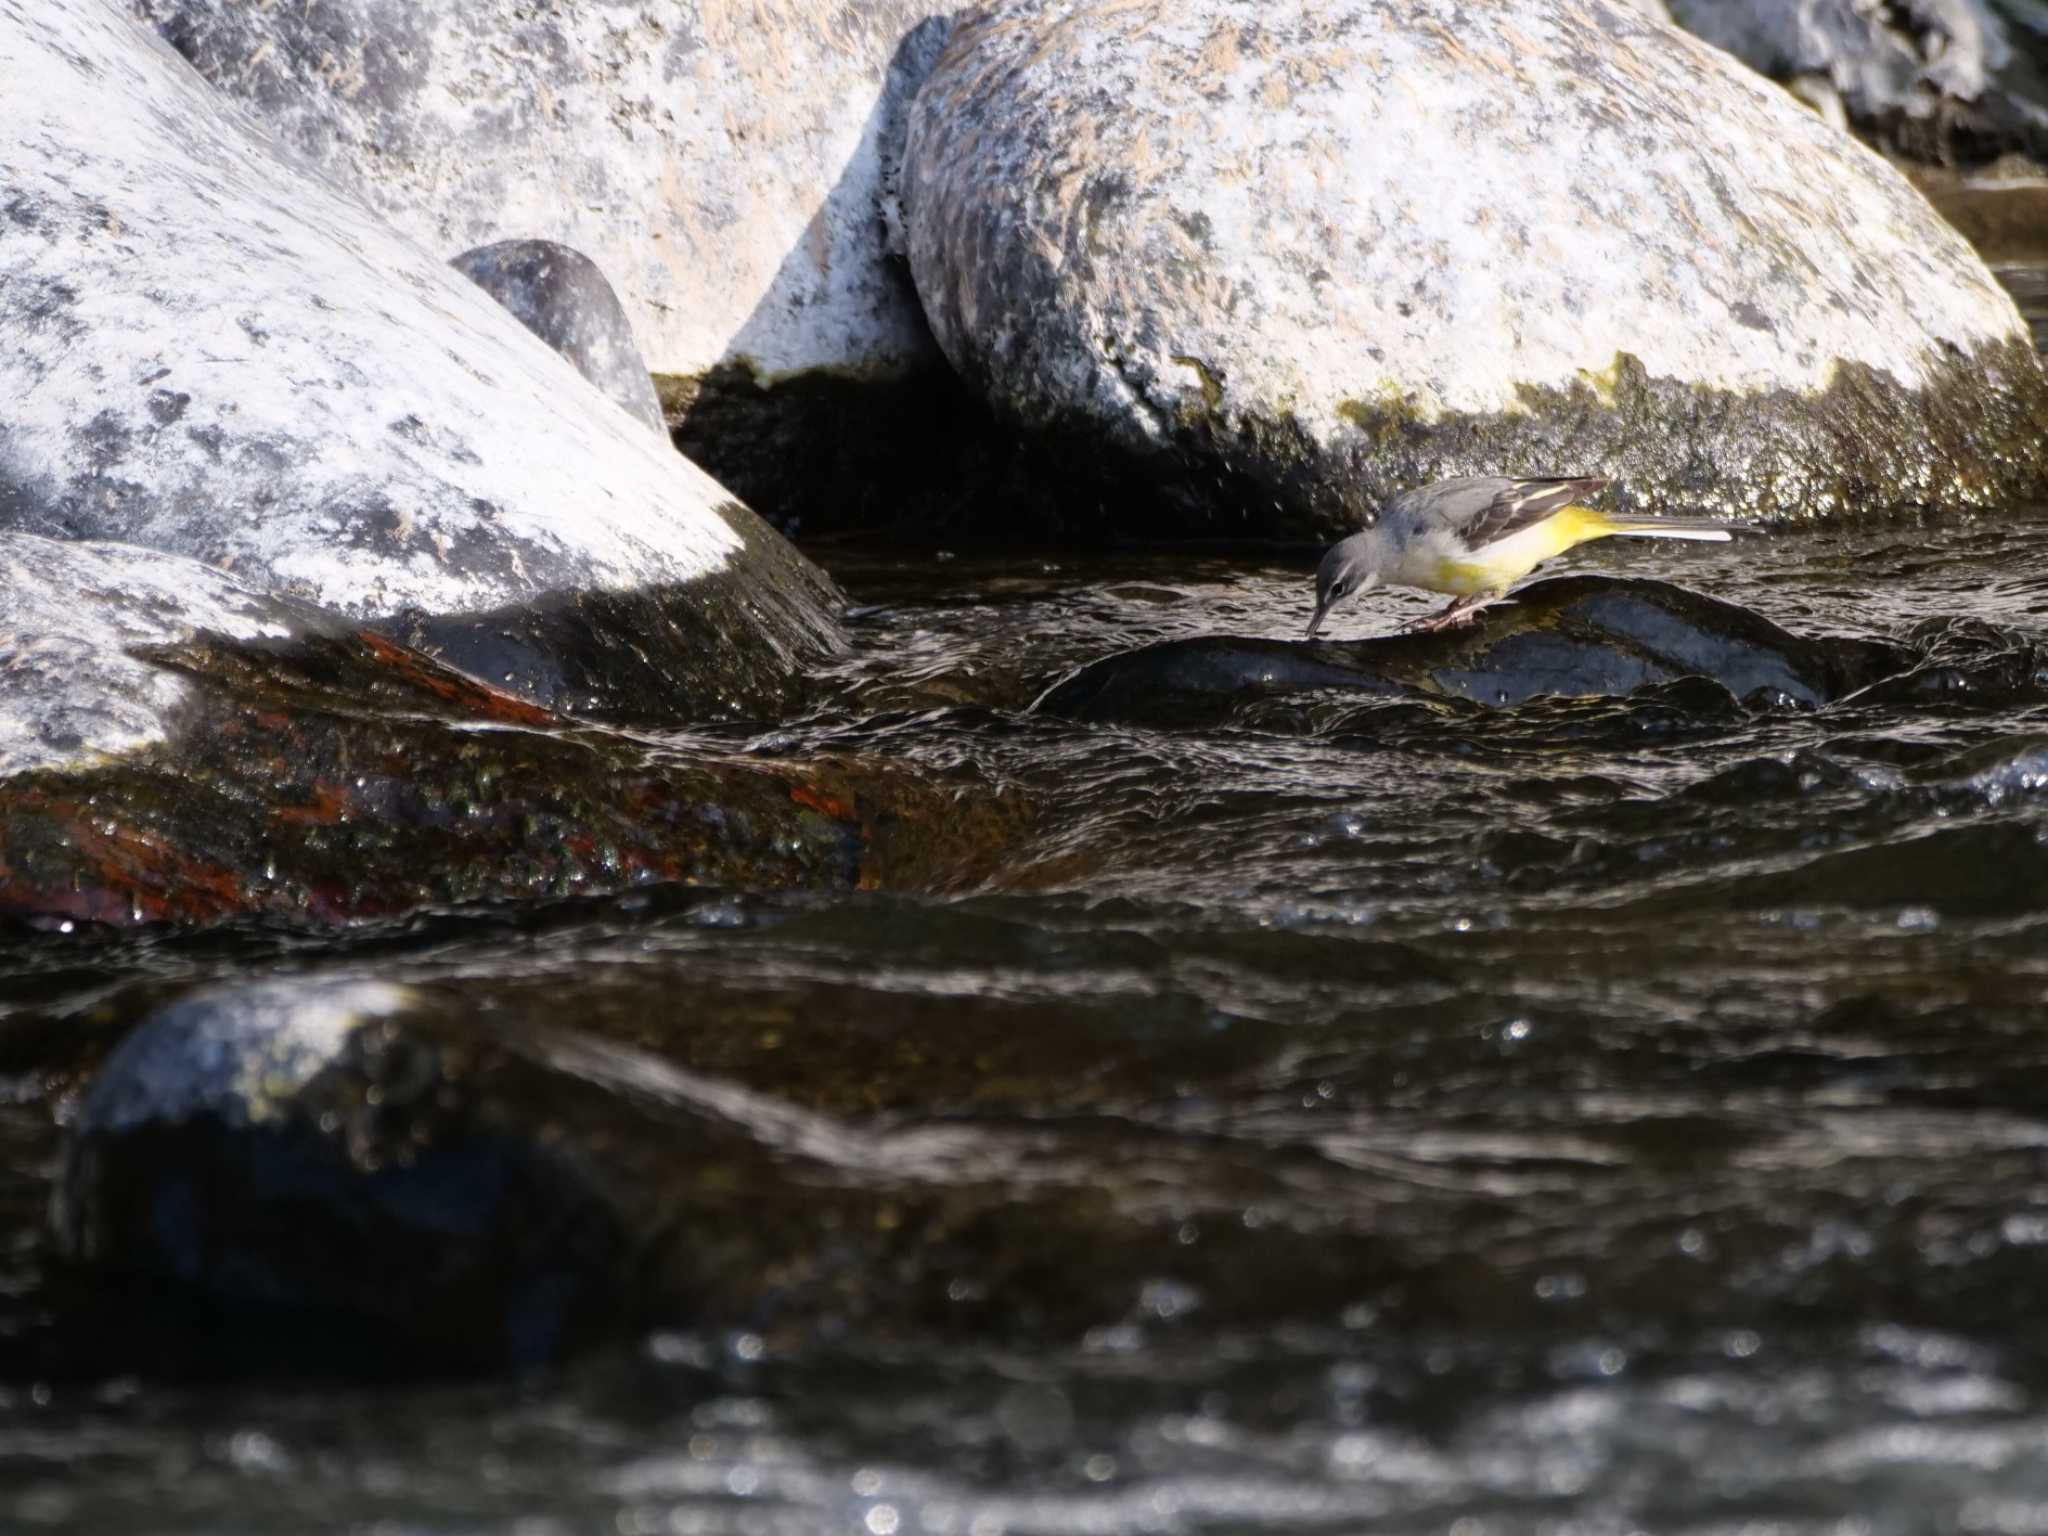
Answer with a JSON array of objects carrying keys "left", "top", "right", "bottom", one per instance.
[{"left": 1455, "top": 476, "right": 1608, "bottom": 550}]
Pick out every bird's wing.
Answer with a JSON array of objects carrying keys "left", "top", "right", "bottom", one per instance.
[{"left": 1433, "top": 476, "right": 1609, "bottom": 551}]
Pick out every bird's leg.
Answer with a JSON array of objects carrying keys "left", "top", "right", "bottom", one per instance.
[{"left": 1404, "top": 591, "right": 1507, "bottom": 633}]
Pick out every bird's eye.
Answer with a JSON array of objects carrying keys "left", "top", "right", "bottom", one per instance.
[{"left": 1331, "top": 581, "right": 1348, "bottom": 598}]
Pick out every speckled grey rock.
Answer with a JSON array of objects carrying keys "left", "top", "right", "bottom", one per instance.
[
  {"left": 133, "top": 0, "right": 959, "bottom": 389},
  {"left": 3, "top": 0, "right": 843, "bottom": 716},
  {"left": 452, "top": 240, "right": 665, "bottom": 434},
  {"left": 0, "top": 532, "right": 341, "bottom": 778},
  {"left": 1666, "top": 0, "right": 2048, "bottom": 160},
  {"left": 902, "top": 0, "right": 2048, "bottom": 532}
]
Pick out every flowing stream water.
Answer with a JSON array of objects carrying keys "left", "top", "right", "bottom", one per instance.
[{"left": 9, "top": 276, "right": 2048, "bottom": 1533}]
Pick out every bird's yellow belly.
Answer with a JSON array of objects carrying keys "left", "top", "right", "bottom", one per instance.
[
  {"left": 1428, "top": 558, "right": 1502, "bottom": 596},
  {"left": 1413, "top": 505, "right": 1611, "bottom": 596}
]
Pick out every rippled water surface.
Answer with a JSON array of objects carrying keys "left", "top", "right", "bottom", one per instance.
[{"left": 13, "top": 338, "right": 2048, "bottom": 1530}]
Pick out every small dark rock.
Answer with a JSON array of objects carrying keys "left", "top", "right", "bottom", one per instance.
[{"left": 452, "top": 240, "right": 666, "bottom": 433}]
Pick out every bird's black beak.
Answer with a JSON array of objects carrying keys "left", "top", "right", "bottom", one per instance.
[{"left": 1305, "top": 602, "right": 1329, "bottom": 639}]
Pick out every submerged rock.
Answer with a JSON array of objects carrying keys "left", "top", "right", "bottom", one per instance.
[
  {"left": 451, "top": 240, "right": 666, "bottom": 434},
  {"left": 1665, "top": 0, "right": 2048, "bottom": 164},
  {"left": 55, "top": 981, "right": 627, "bottom": 1370},
  {"left": 0, "top": 546, "right": 1023, "bottom": 927},
  {"left": 2, "top": 1, "right": 841, "bottom": 720},
  {"left": 902, "top": 0, "right": 2048, "bottom": 535},
  {"left": 45, "top": 968, "right": 1497, "bottom": 1372},
  {"left": 1034, "top": 577, "right": 1913, "bottom": 725},
  {"left": 133, "top": 0, "right": 962, "bottom": 526}
]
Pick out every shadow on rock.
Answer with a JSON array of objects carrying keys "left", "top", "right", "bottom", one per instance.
[{"left": 1034, "top": 577, "right": 1915, "bottom": 727}]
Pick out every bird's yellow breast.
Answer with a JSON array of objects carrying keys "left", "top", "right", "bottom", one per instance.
[{"left": 1429, "top": 504, "right": 1613, "bottom": 594}]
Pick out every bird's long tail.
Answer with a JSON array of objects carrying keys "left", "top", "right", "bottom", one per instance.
[{"left": 1594, "top": 514, "right": 1734, "bottom": 544}]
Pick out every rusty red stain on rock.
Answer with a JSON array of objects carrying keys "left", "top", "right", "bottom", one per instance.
[
  {"left": 0, "top": 791, "right": 247, "bottom": 924},
  {"left": 788, "top": 783, "right": 856, "bottom": 821},
  {"left": 274, "top": 782, "right": 353, "bottom": 827},
  {"left": 356, "top": 630, "right": 557, "bottom": 726}
]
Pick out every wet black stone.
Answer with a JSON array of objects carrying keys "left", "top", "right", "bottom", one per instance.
[{"left": 1034, "top": 577, "right": 1915, "bottom": 726}]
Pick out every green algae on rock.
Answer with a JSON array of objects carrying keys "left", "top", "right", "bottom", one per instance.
[{"left": 902, "top": 0, "right": 2048, "bottom": 536}]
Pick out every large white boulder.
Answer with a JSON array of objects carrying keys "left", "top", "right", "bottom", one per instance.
[
  {"left": 132, "top": 0, "right": 957, "bottom": 389},
  {"left": 901, "top": 0, "right": 2048, "bottom": 531},
  {"left": 1, "top": 0, "right": 842, "bottom": 717}
]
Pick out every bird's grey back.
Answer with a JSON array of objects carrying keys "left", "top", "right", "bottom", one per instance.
[
  {"left": 1378, "top": 477, "right": 1517, "bottom": 538},
  {"left": 1383, "top": 476, "right": 1608, "bottom": 550}
]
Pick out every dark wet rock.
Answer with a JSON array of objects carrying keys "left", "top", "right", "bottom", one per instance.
[
  {"left": 0, "top": 578, "right": 1024, "bottom": 927},
  {"left": 451, "top": 241, "right": 665, "bottom": 434},
  {"left": 902, "top": 0, "right": 2048, "bottom": 535},
  {"left": 660, "top": 358, "right": 1121, "bottom": 542},
  {"left": 1666, "top": 0, "right": 2048, "bottom": 165},
  {"left": 132, "top": 0, "right": 965, "bottom": 529},
  {"left": 55, "top": 981, "right": 627, "bottom": 1370},
  {"left": 3, "top": 2, "right": 842, "bottom": 717},
  {"left": 1837, "top": 613, "right": 2048, "bottom": 707},
  {"left": 1034, "top": 578, "right": 1914, "bottom": 726}
]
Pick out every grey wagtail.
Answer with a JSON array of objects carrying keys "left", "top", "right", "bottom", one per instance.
[{"left": 1306, "top": 475, "right": 1733, "bottom": 637}]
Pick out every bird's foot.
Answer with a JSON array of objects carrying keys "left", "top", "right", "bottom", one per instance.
[{"left": 1403, "top": 595, "right": 1508, "bottom": 633}]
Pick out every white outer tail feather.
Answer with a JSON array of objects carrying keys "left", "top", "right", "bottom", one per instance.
[{"left": 1604, "top": 522, "right": 1733, "bottom": 543}]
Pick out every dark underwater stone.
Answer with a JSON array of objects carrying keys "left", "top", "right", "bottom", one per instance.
[
  {"left": 452, "top": 240, "right": 666, "bottom": 434},
  {"left": 1034, "top": 577, "right": 1914, "bottom": 726},
  {"left": 44, "top": 970, "right": 1537, "bottom": 1375},
  {"left": 55, "top": 981, "right": 626, "bottom": 1370}
]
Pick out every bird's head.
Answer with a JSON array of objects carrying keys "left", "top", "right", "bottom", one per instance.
[{"left": 1307, "top": 533, "right": 1380, "bottom": 638}]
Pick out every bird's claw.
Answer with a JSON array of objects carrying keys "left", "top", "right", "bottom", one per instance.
[{"left": 1403, "top": 598, "right": 1512, "bottom": 634}]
